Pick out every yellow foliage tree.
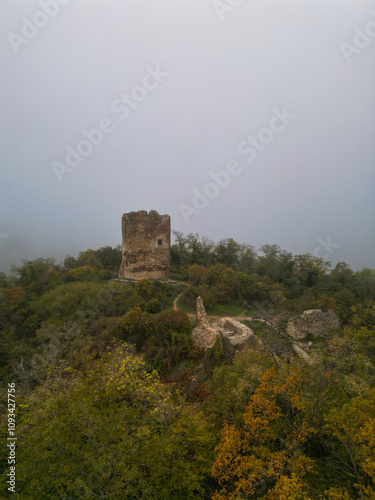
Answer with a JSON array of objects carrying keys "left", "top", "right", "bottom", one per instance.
[
  {"left": 212, "top": 367, "right": 315, "bottom": 499},
  {"left": 323, "top": 389, "right": 375, "bottom": 499}
]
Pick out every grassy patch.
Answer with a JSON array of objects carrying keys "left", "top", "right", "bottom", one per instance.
[
  {"left": 206, "top": 304, "right": 247, "bottom": 317},
  {"left": 177, "top": 301, "right": 196, "bottom": 315}
]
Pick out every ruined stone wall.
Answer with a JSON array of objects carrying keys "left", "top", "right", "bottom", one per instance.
[
  {"left": 287, "top": 309, "right": 340, "bottom": 340},
  {"left": 118, "top": 210, "right": 170, "bottom": 280}
]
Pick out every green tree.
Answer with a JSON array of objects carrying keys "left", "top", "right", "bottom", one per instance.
[
  {"left": 10, "top": 257, "right": 61, "bottom": 295},
  {"left": 147, "top": 310, "right": 193, "bottom": 373},
  {"left": 77, "top": 249, "right": 103, "bottom": 269},
  {"left": 238, "top": 244, "right": 257, "bottom": 274},
  {"left": 1, "top": 345, "right": 215, "bottom": 499},
  {"left": 215, "top": 238, "right": 241, "bottom": 269},
  {"left": 117, "top": 306, "right": 153, "bottom": 347},
  {"left": 66, "top": 265, "right": 96, "bottom": 281},
  {"left": 171, "top": 231, "right": 215, "bottom": 268},
  {"left": 353, "top": 269, "right": 375, "bottom": 301},
  {"left": 94, "top": 245, "right": 122, "bottom": 271}
]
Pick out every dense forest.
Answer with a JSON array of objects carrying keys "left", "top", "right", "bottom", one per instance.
[{"left": 1, "top": 233, "right": 375, "bottom": 499}]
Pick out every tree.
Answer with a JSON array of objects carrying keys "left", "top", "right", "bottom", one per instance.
[
  {"left": 291, "top": 254, "right": 329, "bottom": 294},
  {"left": 317, "top": 301, "right": 375, "bottom": 397},
  {"left": 256, "top": 244, "right": 283, "bottom": 281},
  {"left": 330, "top": 262, "right": 355, "bottom": 288},
  {"left": 186, "top": 264, "right": 208, "bottom": 285},
  {"left": 171, "top": 231, "right": 215, "bottom": 267},
  {"left": 10, "top": 257, "right": 61, "bottom": 295},
  {"left": 117, "top": 306, "right": 153, "bottom": 347},
  {"left": 238, "top": 244, "right": 257, "bottom": 274},
  {"left": 212, "top": 367, "right": 316, "bottom": 499},
  {"left": 324, "top": 389, "right": 375, "bottom": 498},
  {"left": 0, "top": 272, "right": 8, "bottom": 288},
  {"left": 33, "top": 281, "right": 104, "bottom": 321},
  {"left": 63, "top": 255, "right": 78, "bottom": 270},
  {"left": 3, "top": 286, "right": 26, "bottom": 306},
  {"left": 353, "top": 269, "right": 375, "bottom": 301},
  {"left": 215, "top": 239, "right": 241, "bottom": 269},
  {"left": 147, "top": 310, "right": 193, "bottom": 373},
  {"left": 1, "top": 345, "right": 215, "bottom": 499},
  {"left": 207, "top": 345, "right": 273, "bottom": 428},
  {"left": 94, "top": 245, "right": 122, "bottom": 271},
  {"left": 77, "top": 249, "right": 103, "bottom": 269},
  {"left": 66, "top": 265, "right": 96, "bottom": 281}
]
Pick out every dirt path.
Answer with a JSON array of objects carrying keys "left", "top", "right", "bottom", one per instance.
[
  {"left": 173, "top": 284, "right": 191, "bottom": 311},
  {"left": 268, "top": 311, "right": 290, "bottom": 325}
]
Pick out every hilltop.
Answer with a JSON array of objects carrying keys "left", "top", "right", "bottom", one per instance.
[{"left": 1, "top": 235, "right": 375, "bottom": 499}]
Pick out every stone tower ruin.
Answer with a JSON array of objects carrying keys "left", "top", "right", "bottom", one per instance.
[{"left": 118, "top": 210, "right": 171, "bottom": 280}]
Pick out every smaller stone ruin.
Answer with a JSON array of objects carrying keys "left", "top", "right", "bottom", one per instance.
[
  {"left": 287, "top": 309, "right": 340, "bottom": 340},
  {"left": 213, "top": 317, "right": 258, "bottom": 358},
  {"left": 191, "top": 297, "right": 255, "bottom": 357}
]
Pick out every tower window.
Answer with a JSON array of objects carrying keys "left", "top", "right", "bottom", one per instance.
[{"left": 158, "top": 238, "right": 162, "bottom": 246}]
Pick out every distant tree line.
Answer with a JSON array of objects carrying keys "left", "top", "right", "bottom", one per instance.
[{"left": 171, "top": 232, "right": 375, "bottom": 320}]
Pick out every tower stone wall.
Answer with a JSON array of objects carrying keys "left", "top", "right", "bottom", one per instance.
[{"left": 118, "top": 210, "right": 170, "bottom": 280}]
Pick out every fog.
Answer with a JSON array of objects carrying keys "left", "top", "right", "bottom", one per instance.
[{"left": 1, "top": 0, "right": 374, "bottom": 273}]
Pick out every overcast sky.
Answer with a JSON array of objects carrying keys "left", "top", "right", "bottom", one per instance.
[{"left": 1, "top": 0, "right": 374, "bottom": 273}]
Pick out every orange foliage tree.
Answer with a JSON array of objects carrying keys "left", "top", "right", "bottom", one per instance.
[
  {"left": 211, "top": 367, "right": 316, "bottom": 499},
  {"left": 4, "top": 286, "right": 26, "bottom": 306}
]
